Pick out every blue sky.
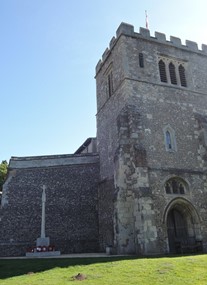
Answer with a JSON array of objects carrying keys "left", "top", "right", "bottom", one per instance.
[{"left": 1, "top": 0, "right": 207, "bottom": 162}]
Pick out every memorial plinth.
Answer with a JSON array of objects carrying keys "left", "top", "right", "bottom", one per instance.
[{"left": 26, "top": 250, "right": 61, "bottom": 257}]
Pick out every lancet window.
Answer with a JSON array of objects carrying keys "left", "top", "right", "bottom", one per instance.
[
  {"left": 169, "top": 62, "right": 177, "bottom": 85},
  {"left": 163, "top": 125, "right": 177, "bottom": 152},
  {"left": 179, "top": 64, "right": 187, "bottom": 87},
  {"left": 159, "top": 60, "right": 167, "bottom": 83},
  {"left": 107, "top": 71, "right": 113, "bottom": 97}
]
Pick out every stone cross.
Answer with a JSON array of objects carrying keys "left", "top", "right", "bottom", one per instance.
[
  {"left": 30, "top": 184, "right": 60, "bottom": 255},
  {"left": 41, "top": 185, "right": 46, "bottom": 239}
]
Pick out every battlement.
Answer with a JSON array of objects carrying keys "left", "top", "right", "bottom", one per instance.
[{"left": 96, "top": 22, "right": 207, "bottom": 74}]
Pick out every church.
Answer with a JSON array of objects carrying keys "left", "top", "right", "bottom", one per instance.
[{"left": 1, "top": 22, "right": 207, "bottom": 256}]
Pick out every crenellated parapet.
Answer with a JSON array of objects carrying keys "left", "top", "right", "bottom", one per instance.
[{"left": 96, "top": 22, "right": 207, "bottom": 74}]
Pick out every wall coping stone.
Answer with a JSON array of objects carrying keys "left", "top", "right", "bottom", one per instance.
[{"left": 9, "top": 153, "right": 99, "bottom": 169}]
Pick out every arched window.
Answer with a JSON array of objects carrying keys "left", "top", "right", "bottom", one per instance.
[
  {"left": 165, "top": 178, "right": 187, "bottom": 194},
  {"left": 159, "top": 60, "right": 167, "bottom": 83},
  {"left": 164, "top": 126, "right": 177, "bottom": 152},
  {"left": 179, "top": 65, "right": 187, "bottom": 87},
  {"left": 169, "top": 62, "right": 177, "bottom": 85},
  {"left": 166, "top": 131, "right": 172, "bottom": 150}
]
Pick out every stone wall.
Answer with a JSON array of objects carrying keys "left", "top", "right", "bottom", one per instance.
[
  {"left": 98, "top": 178, "right": 114, "bottom": 251},
  {"left": 0, "top": 154, "right": 100, "bottom": 256}
]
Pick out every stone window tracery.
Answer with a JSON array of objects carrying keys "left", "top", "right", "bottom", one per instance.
[
  {"left": 158, "top": 56, "right": 187, "bottom": 87},
  {"left": 165, "top": 178, "right": 187, "bottom": 194}
]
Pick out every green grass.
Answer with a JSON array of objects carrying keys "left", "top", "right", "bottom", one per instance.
[{"left": 0, "top": 254, "right": 207, "bottom": 285}]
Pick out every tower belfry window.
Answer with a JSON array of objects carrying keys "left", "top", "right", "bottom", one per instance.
[
  {"left": 158, "top": 57, "right": 187, "bottom": 87},
  {"left": 169, "top": 62, "right": 177, "bottom": 85},
  {"left": 179, "top": 64, "right": 187, "bottom": 87},
  {"left": 159, "top": 60, "right": 167, "bottom": 83}
]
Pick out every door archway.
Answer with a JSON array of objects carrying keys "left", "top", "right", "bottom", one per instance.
[
  {"left": 167, "top": 208, "right": 188, "bottom": 252},
  {"left": 164, "top": 198, "right": 202, "bottom": 253}
]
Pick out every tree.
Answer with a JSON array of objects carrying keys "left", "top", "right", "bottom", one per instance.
[{"left": 0, "top": 160, "right": 8, "bottom": 192}]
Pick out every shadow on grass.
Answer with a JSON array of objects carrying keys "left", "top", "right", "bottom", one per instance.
[
  {"left": 0, "top": 253, "right": 203, "bottom": 280},
  {"left": 0, "top": 256, "right": 138, "bottom": 280}
]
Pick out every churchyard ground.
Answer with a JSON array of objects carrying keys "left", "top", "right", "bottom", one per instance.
[{"left": 0, "top": 254, "right": 207, "bottom": 285}]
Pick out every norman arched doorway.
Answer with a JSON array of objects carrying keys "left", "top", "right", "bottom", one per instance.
[{"left": 164, "top": 198, "right": 202, "bottom": 253}]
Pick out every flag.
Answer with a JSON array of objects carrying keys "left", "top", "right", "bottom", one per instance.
[{"left": 145, "top": 10, "right": 149, "bottom": 29}]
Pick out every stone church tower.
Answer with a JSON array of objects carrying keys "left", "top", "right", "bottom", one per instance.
[
  {"left": 96, "top": 23, "right": 207, "bottom": 254},
  {"left": 1, "top": 22, "right": 207, "bottom": 257}
]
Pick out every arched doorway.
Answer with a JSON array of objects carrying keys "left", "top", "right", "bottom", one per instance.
[
  {"left": 164, "top": 198, "right": 202, "bottom": 253},
  {"left": 167, "top": 208, "right": 188, "bottom": 252}
]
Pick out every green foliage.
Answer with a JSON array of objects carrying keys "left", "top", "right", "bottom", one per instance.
[
  {"left": 0, "top": 255, "right": 207, "bottom": 285},
  {"left": 0, "top": 160, "right": 8, "bottom": 191}
]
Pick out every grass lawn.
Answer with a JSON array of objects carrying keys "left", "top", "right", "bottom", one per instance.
[{"left": 0, "top": 254, "right": 207, "bottom": 285}]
